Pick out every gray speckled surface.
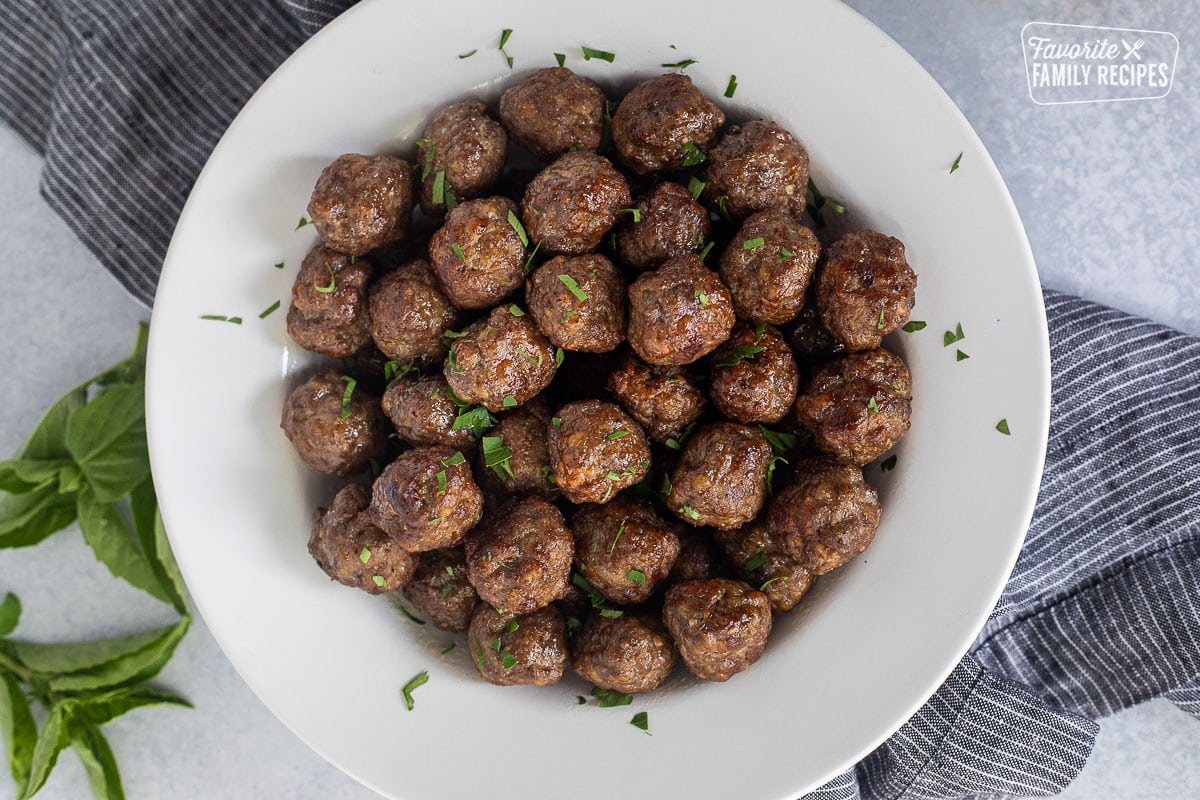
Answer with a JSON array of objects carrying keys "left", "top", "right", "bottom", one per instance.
[{"left": 2, "top": 1, "right": 1198, "bottom": 798}]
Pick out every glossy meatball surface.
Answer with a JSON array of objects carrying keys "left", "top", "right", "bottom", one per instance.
[
  {"left": 626, "top": 254, "right": 736, "bottom": 366},
  {"left": 498, "top": 67, "right": 607, "bottom": 160},
  {"left": 307, "top": 153, "right": 413, "bottom": 256},
  {"left": 718, "top": 208, "right": 820, "bottom": 325},
  {"left": 606, "top": 353, "right": 706, "bottom": 444},
  {"left": 368, "top": 259, "right": 459, "bottom": 365},
  {"left": 368, "top": 445, "right": 483, "bottom": 552},
  {"left": 663, "top": 578, "right": 772, "bottom": 682},
  {"left": 572, "top": 612, "right": 677, "bottom": 694},
  {"left": 281, "top": 371, "right": 386, "bottom": 477},
  {"left": 521, "top": 151, "right": 631, "bottom": 255},
  {"left": 572, "top": 496, "right": 680, "bottom": 605},
  {"left": 381, "top": 374, "right": 475, "bottom": 450},
  {"left": 666, "top": 422, "right": 772, "bottom": 530},
  {"left": 415, "top": 99, "right": 506, "bottom": 215},
  {"left": 473, "top": 402, "right": 557, "bottom": 500},
  {"left": 547, "top": 400, "right": 652, "bottom": 504},
  {"left": 309, "top": 484, "right": 417, "bottom": 594},
  {"left": 611, "top": 73, "right": 725, "bottom": 174},
  {"left": 463, "top": 496, "right": 573, "bottom": 615},
  {"left": 709, "top": 323, "right": 799, "bottom": 424},
  {"left": 429, "top": 196, "right": 527, "bottom": 310},
  {"left": 713, "top": 521, "right": 814, "bottom": 612},
  {"left": 616, "top": 181, "right": 710, "bottom": 270},
  {"left": 703, "top": 121, "right": 809, "bottom": 220},
  {"left": 527, "top": 254, "right": 626, "bottom": 353},
  {"left": 401, "top": 547, "right": 479, "bottom": 631},
  {"left": 286, "top": 245, "right": 374, "bottom": 358},
  {"left": 768, "top": 459, "right": 881, "bottom": 574},
  {"left": 469, "top": 604, "right": 568, "bottom": 686},
  {"left": 444, "top": 305, "right": 558, "bottom": 412},
  {"left": 816, "top": 229, "right": 917, "bottom": 352}
]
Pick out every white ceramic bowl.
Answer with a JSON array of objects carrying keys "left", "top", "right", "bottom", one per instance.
[{"left": 147, "top": 1, "right": 1050, "bottom": 798}]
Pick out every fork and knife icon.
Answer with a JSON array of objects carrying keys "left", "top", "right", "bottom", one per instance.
[{"left": 1122, "top": 38, "right": 1146, "bottom": 60}]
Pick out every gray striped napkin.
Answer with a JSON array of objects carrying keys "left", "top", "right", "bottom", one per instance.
[{"left": 2, "top": 3, "right": 1197, "bottom": 798}]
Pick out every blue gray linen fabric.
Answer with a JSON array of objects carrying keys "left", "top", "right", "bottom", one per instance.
[{"left": 1, "top": 3, "right": 1197, "bottom": 798}]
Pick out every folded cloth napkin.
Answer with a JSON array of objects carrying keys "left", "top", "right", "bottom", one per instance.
[{"left": 3, "top": 3, "right": 1198, "bottom": 798}]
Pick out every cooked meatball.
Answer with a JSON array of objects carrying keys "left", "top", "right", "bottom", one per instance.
[
  {"left": 286, "top": 245, "right": 374, "bottom": 358},
  {"left": 444, "top": 305, "right": 558, "bottom": 412},
  {"left": 626, "top": 254, "right": 736, "bottom": 366},
  {"left": 415, "top": 99, "right": 506, "bottom": 215},
  {"left": 610, "top": 73, "right": 725, "bottom": 175},
  {"left": 527, "top": 254, "right": 625, "bottom": 352},
  {"left": 718, "top": 209, "right": 820, "bottom": 324},
  {"left": 786, "top": 305, "right": 846, "bottom": 364},
  {"left": 307, "top": 153, "right": 413, "bottom": 256},
  {"left": 498, "top": 67, "right": 607, "bottom": 160},
  {"left": 667, "top": 527, "right": 718, "bottom": 583},
  {"left": 666, "top": 422, "right": 772, "bottom": 530},
  {"left": 547, "top": 400, "right": 651, "bottom": 504},
  {"left": 616, "top": 181, "right": 709, "bottom": 270},
  {"left": 428, "top": 196, "right": 527, "bottom": 310},
  {"left": 381, "top": 374, "right": 475, "bottom": 449},
  {"left": 469, "top": 604, "right": 568, "bottom": 686},
  {"left": 473, "top": 402, "right": 557, "bottom": 500},
  {"left": 521, "top": 151, "right": 631, "bottom": 254},
  {"left": 401, "top": 547, "right": 478, "bottom": 631},
  {"left": 703, "top": 121, "right": 809, "bottom": 220},
  {"left": 795, "top": 348, "right": 912, "bottom": 465},
  {"left": 713, "top": 521, "right": 814, "bottom": 612},
  {"left": 281, "top": 370, "right": 386, "bottom": 477},
  {"left": 572, "top": 496, "right": 680, "bottom": 605},
  {"left": 368, "top": 259, "right": 459, "bottom": 365},
  {"left": 709, "top": 323, "right": 799, "bottom": 424},
  {"left": 309, "top": 484, "right": 417, "bottom": 594},
  {"left": 572, "top": 612, "right": 677, "bottom": 693},
  {"left": 816, "top": 229, "right": 917, "bottom": 352},
  {"left": 464, "top": 496, "right": 574, "bottom": 615},
  {"left": 768, "top": 459, "right": 880, "bottom": 574},
  {"left": 606, "top": 353, "right": 706, "bottom": 443},
  {"left": 663, "top": 578, "right": 772, "bottom": 682},
  {"left": 368, "top": 445, "right": 483, "bottom": 551}
]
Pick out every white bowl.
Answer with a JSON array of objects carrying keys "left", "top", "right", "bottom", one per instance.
[{"left": 146, "top": 1, "right": 1050, "bottom": 798}]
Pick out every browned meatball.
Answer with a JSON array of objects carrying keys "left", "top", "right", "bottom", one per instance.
[
  {"left": 795, "top": 348, "right": 912, "bottom": 465},
  {"left": 768, "top": 460, "right": 880, "bottom": 574},
  {"left": 527, "top": 254, "right": 625, "bottom": 352},
  {"left": 469, "top": 604, "right": 568, "bottom": 686},
  {"left": 616, "top": 181, "right": 710, "bottom": 270},
  {"left": 668, "top": 527, "right": 717, "bottom": 583},
  {"left": 718, "top": 209, "right": 820, "bottom": 324},
  {"left": 663, "top": 579, "right": 772, "bottom": 682},
  {"left": 572, "top": 612, "right": 677, "bottom": 693},
  {"left": 381, "top": 375, "right": 475, "bottom": 449},
  {"left": 703, "top": 121, "right": 809, "bottom": 220},
  {"left": 368, "top": 259, "right": 459, "bottom": 365},
  {"left": 816, "top": 229, "right": 917, "bottom": 352},
  {"left": 429, "top": 197, "right": 527, "bottom": 310},
  {"left": 572, "top": 496, "right": 680, "bottom": 604},
  {"left": 606, "top": 353, "right": 706, "bottom": 444},
  {"left": 521, "top": 151, "right": 631, "bottom": 255},
  {"left": 307, "top": 153, "right": 413, "bottom": 256},
  {"left": 547, "top": 400, "right": 651, "bottom": 504},
  {"left": 626, "top": 254, "right": 736, "bottom": 366},
  {"left": 709, "top": 323, "right": 799, "bottom": 424},
  {"left": 464, "top": 496, "right": 574, "bottom": 615},
  {"left": 786, "top": 305, "right": 846, "bottom": 364},
  {"left": 444, "top": 305, "right": 558, "bottom": 412},
  {"left": 415, "top": 100, "right": 506, "bottom": 215},
  {"left": 368, "top": 445, "right": 483, "bottom": 551},
  {"left": 281, "top": 371, "right": 386, "bottom": 477},
  {"left": 666, "top": 422, "right": 772, "bottom": 530},
  {"left": 309, "top": 484, "right": 418, "bottom": 594},
  {"left": 713, "top": 521, "right": 814, "bottom": 612},
  {"left": 401, "top": 547, "right": 479, "bottom": 631},
  {"left": 498, "top": 67, "right": 607, "bottom": 160},
  {"left": 474, "top": 402, "right": 557, "bottom": 500},
  {"left": 611, "top": 73, "right": 725, "bottom": 175},
  {"left": 286, "top": 245, "right": 373, "bottom": 358}
]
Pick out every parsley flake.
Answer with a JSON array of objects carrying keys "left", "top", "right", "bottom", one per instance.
[
  {"left": 554, "top": 52, "right": 566, "bottom": 67},
  {"left": 436, "top": 470, "right": 447, "bottom": 495},
  {"left": 499, "top": 28, "right": 514, "bottom": 68},
  {"left": 458, "top": 49, "right": 477, "bottom": 59},
  {"left": 679, "top": 505, "right": 700, "bottom": 520},
  {"left": 555, "top": 348, "right": 565, "bottom": 368},
  {"left": 745, "top": 552, "right": 769, "bottom": 571},
  {"left": 198, "top": 314, "right": 243, "bottom": 325},
  {"left": 438, "top": 584, "right": 453, "bottom": 598},
  {"left": 451, "top": 243, "right": 466, "bottom": 262},
  {"left": 581, "top": 46, "right": 616, "bottom": 62},
  {"left": 759, "top": 576, "right": 787, "bottom": 591},
  {"left": 315, "top": 261, "right": 337, "bottom": 293},
  {"left": 759, "top": 426, "right": 797, "bottom": 455},
  {"left": 607, "top": 430, "right": 630, "bottom": 440},
  {"left": 743, "top": 236, "right": 766, "bottom": 251},
  {"left": 956, "top": 349, "right": 970, "bottom": 361},
  {"left": 507, "top": 210, "right": 529, "bottom": 245},
  {"left": 698, "top": 241, "right": 715, "bottom": 262},
  {"left": 473, "top": 638, "right": 486, "bottom": 670},
  {"left": 523, "top": 239, "right": 542, "bottom": 273},
  {"left": 661, "top": 58, "right": 697, "bottom": 70},
  {"left": 779, "top": 247, "right": 794, "bottom": 261},
  {"left": 630, "top": 711, "right": 650, "bottom": 733},
  {"left": 619, "top": 207, "right": 642, "bottom": 223},
  {"left": 500, "top": 651, "right": 518, "bottom": 670},
  {"left": 416, "top": 138, "right": 435, "bottom": 181},
  {"left": 482, "top": 435, "right": 515, "bottom": 480},
  {"left": 627, "top": 569, "right": 646, "bottom": 583},
  {"left": 372, "top": 575, "right": 387, "bottom": 588},
  {"left": 401, "top": 671, "right": 429, "bottom": 711},
  {"left": 902, "top": 320, "right": 927, "bottom": 333},
  {"left": 714, "top": 343, "right": 764, "bottom": 367},
  {"left": 996, "top": 418, "right": 1011, "bottom": 435},
  {"left": 359, "top": 547, "right": 371, "bottom": 563},
  {"left": 724, "top": 74, "right": 738, "bottom": 97},
  {"left": 688, "top": 176, "right": 706, "bottom": 199},
  {"left": 258, "top": 300, "right": 280, "bottom": 319},
  {"left": 295, "top": 217, "right": 310, "bottom": 230},
  {"left": 432, "top": 170, "right": 449, "bottom": 206},
  {"left": 557, "top": 273, "right": 589, "bottom": 301},
  {"left": 501, "top": 395, "right": 518, "bottom": 408},
  {"left": 397, "top": 604, "right": 426, "bottom": 625},
  {"left": 610, "top": 518, "right": 627, "bottom": 554},
  {"left": 867, "top": 396, "right": 879, "bottom": 413},
  {"left": 943, "top": 323, "right": 965, "bottom": 346},
  {"left": 694, "top": 289, "right": 710, "bottom": 306},
  {"left": 441, "top": 451, "right": 466, "bottom": 467},
  {"left": 950, "top": 152, "right": 963, "bottom": 174},
  {"left": 680, "top": 142, "right": 705, "bottom": 166},
  {"left": 440, "top": 643, "right": 456, "bottom": 654},
  {"left": 273, "top": 261, "right": 285, "bottom": 269},
  {"left": 592, "top": 687, "right": 633, "bottom": 707},
  {"left": 339, "top": 375, "right": 357, "bottom": 419}
]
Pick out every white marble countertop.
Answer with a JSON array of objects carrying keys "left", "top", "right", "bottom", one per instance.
[{"left": 2, "top": 2, "right": 1197, "bottom": 798}]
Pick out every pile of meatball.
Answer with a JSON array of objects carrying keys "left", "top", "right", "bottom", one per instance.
[{"left": 280, "top": 67, "right": 917, "bottom": 692}]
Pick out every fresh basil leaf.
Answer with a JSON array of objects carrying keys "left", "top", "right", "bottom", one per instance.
[
  {"left": 11, "top": 619, "right": 187, "bottom": 681},
  {"left": 17, "top": 384, "right": 87, "bottom": 463},
  {"left": 48, "top": 619, "right": 189, "bottom": 695},
  {"left": 76, "top": 487, "right": 171, "bottom": 605},
  {"left": 0, "top": 489, "right": 77, "bottom": 549},
  {"left": 151, "top": 510, "right": 186, "bottom": 613},
  {"left": 0, "top": 593, "right": 20, "bottom": 636},
  {"left": 130, "top": 478, "right": 187, "bottom": 614},
  {"left": 89, "top": 323, "right": 149, "bottom": 389},
  {"left": 72, "top": 686, "right": 191, "bottom": 728},
  {"left": 0, "top": 670, "right": 36, "bottom": 794},
  {"left": 65, "top": 383, "right": 149, "bottom": 503},
  {"left": 20, "top": 700, "right": 73, "bottom": 800},
  {"left": 0, "top": 458, "right": 73, "bottom": 494},
  {"left": 71, "top": 723, "right": 124, "bottom": 800}
]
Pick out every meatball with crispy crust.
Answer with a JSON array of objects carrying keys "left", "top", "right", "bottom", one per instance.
[
  {"left": 713, "top": 521, "right": 814, "bottom": 612},
  {"left": 718, "top": 209, "right": 820, "bottom": 324},
  {"left": 548, "top": 400, "right": 652, "bottom": 504},
  {"left": 402, "top": 547, "right": 478, "bottom": 631},
  {"left": 444, "top": 305, "right": 558, "bottom": 412},
  {"left": 795, "top": 348, "right": 912, "bottom": 465},
  {"left": 521, "top": 151, "right": 631, "bottom": 255},
  {"left": 666, "top": 422, "right": 772, "bottom": 530},
  {"left": 469, "top": 604, "right": 568, "bottom": 686},
  {"left": 703, "top": 121, "right": 809, "bottom": 220},
  {"left": 473, "top": 401, "right": 557, "bottom": 500},
  {"left": 498, "top": 67, "right": 607, "bottom": 160},
  {"left": 527, "top": 254, "right": 625, "bottom": 353},
  {"left": 429, "top": 197, "right": 527, "bottom": 310},
  {"left": 611, "top": 73, "right": 725, "bottom": 175},
  {"left": 381, "top": 374, "right": 475, "bottom": 450},
  {"left": 309, "top": 484, "right": 418, "bottom": 594},
  {"left": 627, "top": 254, "right": 736, "bottom": 366},
  {"left": 286, "top": 245, "right": 374, "bottom": 358},
  {"left": 606, "top": 353, "right": 706, "bottom": 444},
  {"left": 663, "top": 578, "right": 772, "bottom": 682},
  {"left": 415, "top": 99, "right": 507, "bottom": 215},
  {"left": 709, "top": 323, "right": 799, "bottom": 424},
  {"left": 463, "top": 496, "right": 574, "bottom": 615},
  {"left": 816, "top": 229, "right": 917, "bottom": 352},
  {"left": 616, "top": 181, "right": 710, "bottom": 270},
  {"left": 281, "top": 371, "right": 386, "bottom": 477},
  {"left": 368, "top": 259, "right": 460, "bottom": 365},
  {"left": 368, "top": 445, "right": 483, "bottom": 552},
  {"left": 572, "top": 496, "right": 680, "bottom": 605},
  {"left": 572, "top": 612, "right": 677, "bottom": 694},
  {"left": 768, "top": 459, "right": 880, "bottom": 574},
  {"left": 307, "top": 153, "right": 413, "bottom": 256},
  {"left": 667, "top": 527, "right": 718, "bottom": 583}
]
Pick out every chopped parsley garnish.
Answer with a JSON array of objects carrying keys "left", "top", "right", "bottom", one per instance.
[
  {"left": 438, "top": 584, "right": 453, "bottom": 598},
  {"left": 573, "top": 573, "right": 623, "bottom": 618},
  {"left": 397, "top": 604, "right": 426, "bottom": 625},
  {"left": 436, "top": 470, "right": 447, "bottom": 495},
  {"left": 507, "top": 210, "right": 529, "bottom": 245},
  {"left": 516, "top": 346, "right": 542, "bottom": 366},
  {"left": 274, "top": 261, "right": 285, "bottom": 269},
  {"left": 680, "top": 142, "right": 705, "bottom": 166},
  {"left": 807, "top": 177, "right": 846, "bottom": 223},
  {"left": 679, "top": 505, "right": 700, "bottom": 520},
  {"left": 943, "top": 323, "right": 965, "bottom": 346},
  {"left": 499, "top": 28, "right": 514, "bottom": 68},
  {"left": 618, "top": 207, "right": 642, "bottom": 223},
  {"left": 338, "top": 375, "right": 357, "bottom": 418},
  {"left": 759, "top": 576, "right": 787, "bottom": 591},
  {"left": 372, "top": 575, "right": 387, "bottom": 588},
  {"left": 724, "top": 74, "right": 738, "bottom": 97},
  {"left": 482, "top": 435, "right": 515, "bottom": 480},
  {"left": 442, "top": 328, "right": 470, "bottom": 343},
  {"left": 500, "top": 651, "right": 518, "bottom": 670},
  {"left": 610, "top": 517, "right": 627, "bottom": 553},
  {"left": 554, "top": 52, "right": 566, "bottom": 67},
  {"left": 627, "top": 569, "right": 646, "bottom": 583},
  {"left": 566, "top": 617, "right": 582, "bottom": 632},
  {"left": 630, "top": 711, "right": 650, "bottom": 733},
  {"left": 599, "top": 608, "right": 624, "bottom": 618},
  {"left": 745, "top": 552, "right": 769, "bottom": 571},
  {"left": 447, "top": 343, "right": 465, "bottom": 374},
  {"left": 880, "top": 455, "right": 897, "bottom": 472},
  {"left": 607, "top": 430, "right": 629, "bottom": 440},
  {"left": 557, "top": 273, "right": 589, "bottom": 301},
  {"left": 581, "top": 46, "right": 616, "bottom": 62},
  {"left": 867, "top": 396, "right": 879, "bottom": 413},
  {"left": 576, "top": 695, "right": 587, "bottom": 704},
  {"left": 694, "top": 289, "right": 710, "bottom": 306},
  {"left": 551, "top": 416, "right": 562, "bottom": 427},
  {"left": 451, "top": 243, "right": 466, "bottom": 262},
  {"left": 440, "top": 643, "right": 455, "bottom": 654},
  {"left": 384, "top": 361, "right": 416, "bottom": 384},
  {"left": 295, "top": 216, "right": 310, "bottom": 230},
  {"left": 451, "top": 405, "right": 497, "bottom": 437},
  {"left": 315, "top": 261, "right": 337, "bottom": 293},
  {"left": 714, "top": 343, "right": 764, "bottom": 367},
  {"left": 445, "top": 566, "right": 455, "bottom": 577},
  {"left": 743, "top": 236, "right": 766, "bottom": 251},
  {"left": 698, "top": 241, "right": 715, "bottom": 262},
  {"left": 401, "top": 671, "right": 429, "bottom": 711},
  {"left": 416, "top": 138, "right": 435, "bottom": 181},
  {"left": 473, "top": 638, "right": 486, "bottom": 670},
  {"left": 996, "top": 418, "right": 1011, "bottom": 435},
  {"left": 715, "top": 194, "right": 734, "bottom": 221},
  {"left": 876, "top": 307, "right": 887, "bottom": 330},
  {"left": 779, "top": 247, "right": 794, "bottom": 261},
  {"left": 523, "top": 239, "right": 542, "bottom": 273},
  {"left": 664, "top": 421, "right": 697, "bottom": 451},
  {"left": 759, "top": 427, "right": 797, "bottom": 457},
  {"left": 688, "top": 176, "right": 706, "bottom": 199},
  {"left": 591, "top": 687, "right": 633, "bottom": 707},
  {"left": 441, "top": 451, "right": 466, "bottom": 467},
  {"left": 198, "top": 314, "right": 243, "bottom": 324},
  {"left": 490, "top": 637, "right": 502, "bottom": 651},
  {"left": 258, "top": 300, "right": 281, "bottom": 319},
  {"left": 661, "top": 58, "right": 697, "bottom": 69},
  {"left": 505, "top": 619, "right": 520, "bottom": 634},
  {"left": 554, "top": 348, "right": 565, "bottom": 368},
  {"left": 767, "top": 455, "right": 787, "bottom": 495},
  {"left": 660, "top": 473, "right": 672, "bottom": 496},
  {"left": 358, "top": 548, "right": 371, "bottom": 564},
  {"left": 427, "top": 517, "right": 443, "bottom": 526},
  {"left": 432, "top": 170, "right": 449, "bottom": 205},
  {"left": 458, "top": 49, "right": 477, "bottom": 59},
  {"left": 950, "top": 152, "right": 963, "bottom": 173},
  {"left": 501, "top": 395, "right": 518, "bottom": 408},
  {"left": 956, "top": 349, "right": 970, "bottom": 361},
  {"left": 902, "top": 320, "right": 927, "bottom": 333}
]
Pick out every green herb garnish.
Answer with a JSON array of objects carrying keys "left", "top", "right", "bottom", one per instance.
[
  {"left": 295, "top": 216, "right": 310, "bottom": 230},
  {"left": 581, "top": 46, "right": 616, "bottom": 62},
  {"left": 698, "top": 241, "right": 715, "bottom": 261},
  {"left": 724, "top": 74, "right": 738, "bottom": 97},
  {"left": 759, "top": 576, "right": 787, "bottom": 591},
  {"left": 743, "top": 236, "right": 765, "bottom": 251},
  {"left": 450, "top": 405, "right": 497, "bottom": 437},
  {"left": 745, "top": 552, "right": 769, "bottom": 571},
  {"left": 779, "top": 247, "right": 794, "bottom": 261},
  {"left": 876, "top": 307, "right": 887, "bottom": 331},
  {"left": 440, "top": 643, "right": 456, "bottom": 654},
  {"left": 372, "top": 575, "right": 387, "bottom": 588},
  {"left": 950, "top": 152, "right": 963, "bottom": 173},
  {"left": 554, "top": 348, "right": 565, "bottom": 368},
  {"left": 688, "top": 176, "right": 706, "bottom": 199},
  {"left": 591, "top": 687, "right": 633, "bottom": 707},
  {"left": 258, "top": 300, "right": 281, "bottom": 319},
  {"left": 694, "top": 289, "right": 709, "bottom": 307},
  {"left": 679, "top": 505, "right": 700, "bottom": 520},
  {"left": 554, "top": 52, "right": 566, "bottom": 67},
  {"left": 610, "top": 517, "right": 627, "bottom": 554},
  {"left": 607, "top": 430, "right": 629, "bottom": 440},
  {"left": 996, "top": 418, "right": 1011, "bottom": 435},
  {"left": 436, "top": 470, "right": 447, "bottom": 495},
  {"left": 399, "top": 670, "right": 428, "bottom": 709},
  {"left": 397, "top": 604, "right": 426, "bottom": 625},
  {"left": 661, "top": 58, "right": 697, "bottom": 69},
  {"left": 451, "top": 243, "right": 466, "bottom": 263},
  {"left": 507, "top": 210, "right": 529, "bottom": 246},
  {"left": 473, "top": 637, "right": 486, "bottom": 670},
  {"left": 458, "top": 49, "right": 477, "bottom": 59},
  {"left": 199, "top": 314, "right": 243, "bottom": 324},
  {"left": 416, "top": 138, "right": 435, "bottom": 181},
  {"left": 680, "top": 142, "right": 705, "bottom": 166},
  {"left": 619, "top": 208, "right": 642, "bottom": 223},
  {"left": 956, "top": 349, "right": 970, "bottom": 361},
  {"left": 627, "top": 569, "right": 646, "bottom": 583},
  {"left": 274, "top": 261, "right": 285, "bottom": 269},
  {"left": 315, "top": 261, "right": 337, "bottom": 293},
  {"left": 499, "top": 28, "right": 514, "bottom": 68},
  {"left": 766, "top": 455, "right": 787, "bottom": 495},
  {"left": 714, "top": 343, "right": 764, "bottom": 367},
  {"left": 482, "top": 435, "right": 515, "bottom": 480},
  {"left": 501, "top": 396, "right": 518, "bottom": 408},
  {"left": 902, "top": 320, "right": 927, "bottom": 332},
  {"left": 867, "top": 396, "right": 879, "bottom": 413},
  {"left": 439, "top": 583, "right": 453, "bottom": 598},
  {"left": 359, "top": 547, "right": 371, "bottom": 564},
  {"left": 338, "top": 375, "right": 357, "bottom": 419},
  {"left": 500, "top": 651, "right": 518, "bottom": 670},
  {"left": 557, "top": 273, "right": 588, "bottom": 301},
  {"left": 630, "top": 711, "right": 650, "bottom": 733},
  {"left": 943, "top": 323, "right": 965, "bottom": 346},
  {"left": 432, "top": 170, "right": 449, "bottom": 206},
  {"left": 523, "top": 239, "right": 542, "bottom": 273}
]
